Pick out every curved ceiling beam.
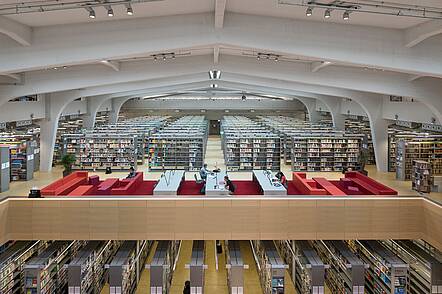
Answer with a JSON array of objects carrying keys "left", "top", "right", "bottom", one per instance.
[
  {"left": 405, "top": 20, "right": 442, "bottom": 48},
  {"left": 1, "top": 13, "right": 442, "bottom": 77},
  {"left": 0, "top": 16, "right": 32, "bottom": 46}
]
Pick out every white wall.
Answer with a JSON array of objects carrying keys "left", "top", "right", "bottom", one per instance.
[{"left": 0, "top": 101, "right": 45, "bottom": 123}]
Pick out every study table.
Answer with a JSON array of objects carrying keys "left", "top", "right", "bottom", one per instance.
[
  {"left": 252, "top": 170, "right": 287, "bottom": 196},
  {"left": 205, "top": 171, "right": 230, "bottom": 196},
  {"left": 153, "top": 170, "right": 185, "bottom": 196}
]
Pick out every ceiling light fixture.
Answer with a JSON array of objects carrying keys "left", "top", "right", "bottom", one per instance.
[
  {"left": 126, "top": 4, "right": 133, "bottom": 15},
  {"left": 343, "top": 10, "right": 350, "bottom": 20},
  {"left": 306, "top": 7, "right": 313, "bottom": 16},
  {"left": 107, "top": 6, "right": 114, "bottom": 17},
  {"left": 211, "top": 84, "right": 218, "bottom": 88},
  {"left": 324, "top": 9, "right": 331, "bottom": 18},
  {"left": 85, "top": 7, "right": 95, "bottom": 19},
  {"left": 209, "top": 70, "right": 221, "bottom": 80}
]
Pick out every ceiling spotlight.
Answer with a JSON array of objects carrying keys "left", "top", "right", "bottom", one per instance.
[
  {"left": 211, "top": 84, "right": 218, "bottom": 88},
  {"left": 241, "top": 94, "right": 246, "bottom": 101},
  {"left": 343, "top": 10, "right": 350, "bottom": 20},
  {"left": 126, "top": 5, "right": 133, "bottom": 15},
  {"left": 306, "top": 7, "right": 313, "bottom": 17},
  {"left": 257, "top": 55, "right": 260, "bottom": 60},
  {"left": 153, "top": 56, "right": 157, "bottom": 61},
  {"left": 107, "top": 7, "right": 114, "bottom": 17},
  {"left": 324, "top": 9, "right": 331, "bottom": 19},
  {"left": 85, "top": 7, "right": 95, "bottom": 19},
  {"left": 275, "top": 56, "right": 279, "bottom": 62},
  {"left": 162, "top": 55, "right": 166, "bottom": 61}
]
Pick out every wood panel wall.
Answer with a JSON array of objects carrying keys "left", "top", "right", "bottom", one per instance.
[{"left": 1, "top": 197, "right": 439, "bottom": 250}]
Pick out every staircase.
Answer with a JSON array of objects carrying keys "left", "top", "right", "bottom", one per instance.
[{"left": 204, "top": 135, "right": 226, "bottom": 170}]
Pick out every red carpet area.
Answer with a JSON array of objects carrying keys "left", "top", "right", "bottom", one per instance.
[{"left": 40, "top": 171, "right": 397, "bottom": 197}]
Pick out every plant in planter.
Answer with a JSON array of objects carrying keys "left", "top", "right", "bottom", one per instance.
[{"left": 61, "top": 154, "right": 76, "bottom": 177}]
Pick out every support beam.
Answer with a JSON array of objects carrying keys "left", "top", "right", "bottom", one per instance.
[
  {"left": 408, "top": 74, "right": 424, "bottom": 82},
  {"left": 0, "top": 16, "right": 32, "bottom": 46},
  {"left": 39, "top": 91, "right": 81, "bottom": 172},
  {"left": 404, "top": 20, "right": 442, "bottom": 48},
  {"left": 214, "top": 46, "right": 220, "bottom": 64},
  {"left": 109, "top": 97, "right": 132, "bottom": 124},
  {"left": 311, "top": 61, "right": 332, "bottom": 73},
  {"left": 318, "top": 96, "right": 345, "bottom": 131},
  {"left": 296, "top": 97, "right": 321, "bottom": 123},
  {"left": 215, "top": 0, "right": 227, "bottom": 29},
  {"left": 100, "top": 60, "right": 120, "bottom": 72},
  {"left": 82, "top": 95, "right": 112, "bottom": 130}
]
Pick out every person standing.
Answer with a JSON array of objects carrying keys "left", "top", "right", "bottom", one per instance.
[{"left": 183, "top": 280, "right": 190, "bottom": 294}]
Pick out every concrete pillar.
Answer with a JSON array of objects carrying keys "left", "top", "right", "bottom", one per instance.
[
  {"left": 109, "top": 97, "right": 130, "bottom": 124},
  {"left": 297, "top": 97, "right": 321, "bottom": 123},
  {"left": 82, "top": 95, "right": 111, "bottom": 130},
  {"left": 39, "top": 91, "right": 81, "bottom": 172},
  {"left": 320, "top": 96, "right": 346, "bottom": 131},
  {"left": 351, "top": 94, "right": 389, "bottom": 172}
]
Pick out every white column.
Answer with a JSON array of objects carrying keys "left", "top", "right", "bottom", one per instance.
[
  {"left": 352, "top": 94, "right": 389, "bottom": 172},
  {"left": 82, "top": 95, "right": 111, "bottom": 130},
  {"left": 318, "top": 96, "right": 345, "bottom": 131},
  {"left": 39, "top": 91, "right": 80, "bottom": 172},
  {"left": 297, "top": 97, "right": 321, "bottom": 123},
  {"left": 109, "top": 97, "right": 130, "bottom": 124}
]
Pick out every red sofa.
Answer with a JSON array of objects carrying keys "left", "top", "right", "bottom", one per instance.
[
  {"left": 312, "top": 177, "right": 347, "bottom": 196},
  {"left": 292, "top": 173, "right": 328, "bottom": 195},
  {"left": 111, "top": 172, "right": 143, "bottom": 195},
  {"left": 345, "top": 171, "right": 397, "bottom": 195},
  {"left": 67, "top": 185, "right": 95, "bottom": 196},
  {"left": 41, "top": 171, "right": 89, "bottom": 196}
]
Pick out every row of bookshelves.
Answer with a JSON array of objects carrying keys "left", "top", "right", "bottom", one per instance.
[
  {"left": 222, "top": 116, "right": 281, "bottom": 171},
  {"left": 291, "top": 135, "right": 362, "bottom": 172},
  {"left": 147, "top": 116, "right": 208, "bottom": 171}
]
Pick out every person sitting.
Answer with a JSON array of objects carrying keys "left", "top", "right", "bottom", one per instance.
[
  {"left": 224, "top": 175, "right": 236, "bottom": 195},
  {"left": 275, "top": 171, "right": 288, "bottom": 189},
  {"left": 126, "top": 166, "right": 136, "bottom": 179},
  {"left": 199, "top": 163, "right": 210, "bottom": 180}
]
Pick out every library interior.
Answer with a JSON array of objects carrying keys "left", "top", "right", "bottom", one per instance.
[{"left": 0, "top": 0, "right": 442, "bottom": 293}]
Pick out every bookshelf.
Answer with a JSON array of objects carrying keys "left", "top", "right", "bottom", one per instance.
[
  {"left": 24, "top": 241, "right": 84, "bottom": 294},
  {"left": 291, "top": 134, "right": 362, "bottom": 172},
  {"left": 256, "top": 115, "right": 334, "bottom": 166},
  {"left": 148, "top": 116, "right": 208, "bottom": 171},
  {"left": 396, "top": 139, "right": 442, "bottom": 181},
  {"left": 347, "top": 240, "right": 409, "bottom": 294},
  {"left": 109, "top": 241, "right": 153, "bottom": 294},
  {"left": 148, "top": 241, "right": 180, "bottom": 294},
  {"left": 250, "top": 240, "right": 286, "bottom": 294},
  {"left": 381, "top": 240, "right": 442, "bottom": 294},
  {"left": 68, "top": 240, "right": 121, "bottom": 294},
  {"left": 222, "top": 116, "right": 281, "bottom": 171},
  {"left": 0, "top": 146, "right": 9, "bottom": 192},
  {"left": 412, "top": 160, "right": 433, "bottom": 193},
  {"left": 345, "top": 117, "right": 376, "bottom": 165},
  {"left": 0, "top": 241, "right": 49, "bottom": 294},
  {"left": 9, "top": 141, "right": 34, "bottom": 181},
  {"left": 311, "top": 240, "right": 366, "bottom": 294}
]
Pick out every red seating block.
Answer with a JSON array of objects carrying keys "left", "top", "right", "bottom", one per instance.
[
  {"left": 111, "top": 172, "right": 143, "bottom": 195},
  {"left": 292, "top": 173, "right": 327, "bottom": 195},
  {"left": 312, "top": 177, "right": 347, "bottom": 196},
  {"left": 345, "top": 171, "right": 397, "bottom": 195},
  {"left": 97, "top": 178, "right": 120, "bottom": 195},
  {"left": 67, "top": 185, "right": 95, "bottom": 196},
  {"left": 89, "top": 175, "right": 100, "bottom": 186},
  {"left": 41, "top": 171, "right": 89, "bottom": 196}
]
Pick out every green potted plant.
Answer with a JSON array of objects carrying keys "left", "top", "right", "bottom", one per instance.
[{"left": 61, "top": 154, "right": 76, "bottom": 177}]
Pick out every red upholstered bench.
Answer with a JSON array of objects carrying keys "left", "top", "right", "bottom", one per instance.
[
  {"left": 345, "top": 171, "right": 397, "bottom": 195},
  {"left": 67, "top": 185, "right": 95, "bottom": 196},
  {"left": 89, "top": 175, "right": 100, "bottom": 186},
  {"left": 97, "top": 178, "right": 120, "bottom": 195},
  {"left": 111, "top": 172, "right": 143, "bottom": 195},
  {"left": 312, "top": 177, "right": 347, "bottom": 196},
  {"left": 292, "top": 172, "right": 327, "bottom": 195},
  {"left": 41, "top": 171, "right": 89, "bottom": 196}
]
